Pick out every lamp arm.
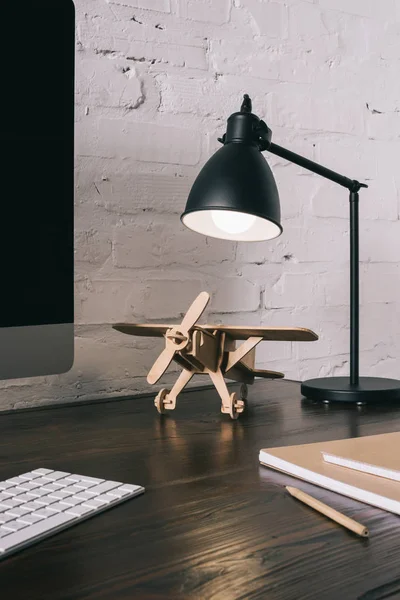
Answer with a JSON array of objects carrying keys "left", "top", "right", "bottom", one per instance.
[{"left": 266, "top": 142, "right": 367, "bottom": 193}]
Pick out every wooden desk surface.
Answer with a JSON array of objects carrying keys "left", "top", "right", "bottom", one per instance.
[{"left": 1, "top": 379, "right": 400, "bottom": 600}]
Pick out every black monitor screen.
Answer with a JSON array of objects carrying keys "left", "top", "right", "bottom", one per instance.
[{"left": 0, "top": 1, "right": 74, "bottom": 329}]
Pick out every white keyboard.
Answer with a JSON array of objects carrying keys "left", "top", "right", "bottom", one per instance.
[{"left": 0, "top": 468, "right": 144, "bottom": 559}]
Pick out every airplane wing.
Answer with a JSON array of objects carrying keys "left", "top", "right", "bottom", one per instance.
[
  {"left": 112, "top": 324, "right": 170, "bottom": 337},
  {"left": 200, "top": 325, "right": 318, "bottom": 342},
  {"left": 113, "top": 323, "right": 318, "bottom": 341}
]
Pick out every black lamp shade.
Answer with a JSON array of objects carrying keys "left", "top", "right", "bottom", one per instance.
[{"left": 181, "top": 142, "right": 282, "bottom": 242}]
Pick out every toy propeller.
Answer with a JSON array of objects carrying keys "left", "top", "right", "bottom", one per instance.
[{"left": 147, "top": 291, "right": 210, "bottom": 385}]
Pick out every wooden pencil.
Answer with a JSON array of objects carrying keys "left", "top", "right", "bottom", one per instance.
[{"left": 286, "top": 486, "right": 369, "bottom": 538}]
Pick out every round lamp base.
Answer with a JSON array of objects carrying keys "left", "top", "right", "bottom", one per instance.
[{"left": 301, "top": 376, "right": 400, "bottom": 404}]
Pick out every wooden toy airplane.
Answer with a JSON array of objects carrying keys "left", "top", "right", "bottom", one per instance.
[{"left": 113, "top": 292, "right": 318, "bottom": 420}]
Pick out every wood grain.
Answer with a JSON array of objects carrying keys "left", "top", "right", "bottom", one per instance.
[{"left": 1, "top": 379, "right": 400, "bottom": 599}]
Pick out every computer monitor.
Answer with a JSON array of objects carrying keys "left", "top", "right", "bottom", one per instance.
[{"left": 0, "top": 1, "right": 75, "bottom": 379}]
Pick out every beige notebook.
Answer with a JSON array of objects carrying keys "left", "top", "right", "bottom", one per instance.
[
  {"left": 259, "top": 432, "right": 400, "bottom": 515},
  {"left": 321, "top": 431, "right": 400, "bottom": 483}
]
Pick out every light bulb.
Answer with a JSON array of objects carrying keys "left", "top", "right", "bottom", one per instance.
[{"left": 211, "top": 210, "right": 256, "bottom": 235}]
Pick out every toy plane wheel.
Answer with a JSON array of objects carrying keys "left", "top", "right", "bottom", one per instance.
[
  {"left": 228, "top": 392, "right": 245, "bottom": 420},
  {"left": 154, "top": 388, "right": 169, "bottom": 414}
]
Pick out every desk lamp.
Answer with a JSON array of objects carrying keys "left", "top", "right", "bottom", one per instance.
[{"left": 181, "top": 94, "right": 400, "bottom": 404}]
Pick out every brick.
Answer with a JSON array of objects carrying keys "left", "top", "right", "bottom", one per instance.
[
  {"left": 76, "top": 118, "right": 203, "bottom": 165},
  {"left": 311, "top": 181, "right": 348, "bottom": 220},
  {"left": 366, "top": 109, "right": 400, "bottom": 142},
  {"left": 75, "top": 279, "right": 145, "bottom": 324},
  {"left": 76, "top": 58, "right": 144, "bottom": 109},
  {"left": 269, "top": 86, "right": 364, "bottom": 136},
  {"left": 140, "top": 279, "right": 206, "bottom": 320},
  {"left": 106, "top": 0, "right": 171, "bottom": 12},
  {"left": 241, "top": 0, "right": 288, "bottom": 38},
  {"left": 318, "top": 0, "right": 397, "bottom": 20},
  {"left": 126, "top": 40, "right": 207, "bottom": 70},
  {"left": 211, "top": 279, "right": 261, "bottom": 313},
  {"left": 274, "top": 168, "right": 321, "bottom": 219},
  {"left": 237, "top": 219, "right": 349, "bottom": 265},
  {"left": 179, "top": 0, "right": 231, "bottom": 25},
  {"left": 210, "top": 39, "right": 280, "bottom": 80},
  {"left": 360, "top": 303, "right": 399, "bottom": 351},
  {"left": 360, "top": 221, "right": 400, "bottom": 263},
  {"left": 278, "top": 37, "right": 339, "bottom": 85},
  {"left": 96, "top": 171, "right": 193, "bottom": 214},
  {"left": 255, "top": 340, "right": 293, "bottom": 365},
  {"left": 78, "top": 27, "right": 207, "bottom": 71},
  {"left": 112, "top": 220, "right": 236, "bottom": 268},
  {"left": 75, "top": 227, "right": 112, "bottom": 266},
  {"left": 289, "top": 3, "right": 327, "bottom": 40},
  {"left": 361, "top": 264, "right": 400, "bottom": 303},
  {"left": 314, "top": 139, "right": 377, "bottom": 183},
  {"left": 235, "top": 228, "right": 301, "bottom": 265},
  {"left": 320, "top": 270, "right": 349, "bottom": 308},
  {"left": 157, "top": 74, "right": 214, "bottom": 115},
  {"left": 291, "top": 306, "right": 350, "bottom": 360},
  {"left": 265, "top": 272, "right": 320, "bottom": 309}
]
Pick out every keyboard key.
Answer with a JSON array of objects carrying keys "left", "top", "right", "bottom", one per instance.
[
  {"left": 81, "top": 476, "right": 104, "bottom": 485},
  {"left": 82, "top": 497, "right": 110, "bottom": 509},
  {"left": 0, "top": 482, "right": 14, "bottom": 491},
  {"left": 89, "top": 481, "right": 121, "bottom": 496},
  {"left": 48, "top": 490, "right": 74, "bottom": 500},
  {"left": 0, "top": 512, "right": 76, "bottom": 553},
  {"left": 0, "top": 493, "right": 11, "bottom": 502},
  {"left": 47, "top": 503, "right": 68, "bottom": 513},
  {"left": 19, "top": 472, "right": 41, "bottom": 481},
  {"left": 1, "top": 525, "right": 14, "bottom": 535},
  {"left": 1, "top": 498, "right": 24, "bottom": 508},
  {"left": 107, "top": 487, "right": 132, "bottom": 499},
  {"left": 75, "top": 481, "right": 97, "bottom": 490},
  {"left": 64, "top": 475, "right": 81, "bottom": 482},
  {"left": 65, "top": 505, "right": 94, "bottom": 517},
  {"left": 62, "top": 485, "right": 83, "bottom": 496},
  {"left": 35, "top": 508, "right": 59, "bottom": 520},
  {"left": 6, "top": 477, "right": 26, "bottom": 486},
  {"left": 14, "top": 480, "right": 39, "bottom": 492},
  {"left": 0, "top": 529, "right": 10, "bottom": 538},
  {"left": 29, "top": 477, "right": 51, "bottom": 487},
  {"left": 59, "top": 497, "right": 82, "bottom": 507},
  {"left": 35, "top": 497, "right": 57, "bottom": 507},
  {"left": 72, "top": 492, "right": 97, "bottom": 501},
  {"left": 32, "top": 469, "right": 54, "bottom": 476},
  {"left": 26, "top": 488, "right": 51, "bottom": 498},
  {"left": 40, "top": 483, "right": 64, "bottom": 493},
  {"left": 17, "top": 513, "right": 43, "bottom": 525},
  {"left": 58, "top": 477, "right": 79, "bottom": 485},
  {"left": 0, "top": 514, "right": 15, "bottom": 524},
  {"left": 5, "top": 508, "right": 27, "bottom": 519},
  {"left": 17, "top": 481, "right": 41, "bottom": 490},
  {"left": 49, "top": 482, "right": 65, "bottom": 489},
  {"left": 12, "top": 486, "right": 30, "bottom": 494},
  {"left": 22, "top": 501, "right": 44, "bottom": 513},
  {"left": 12, "top": 494, "right": 32, "bottom": 504},
  {"left": 42, "top": 471, "right": 70, "bottom": 482},
  {"left": 2, "top": 520, "right": 27, "bottom": 533},
  {"left": 2, "top": 487, "right": 20, "bottom": 497},
  {"left": 52, "top": 479, "right": 69, "bottom": 488},
  {"left": 119, "top": 484, "right": 142, "bottom": 494}
]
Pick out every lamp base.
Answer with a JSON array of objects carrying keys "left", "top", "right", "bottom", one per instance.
[{"left": 301, "top": 376, "right": 400, "bottom": 404}]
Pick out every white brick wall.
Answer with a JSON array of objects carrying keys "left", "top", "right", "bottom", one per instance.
[{"left": 1, "top": 0, "right": 399, "bottom": 409}]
